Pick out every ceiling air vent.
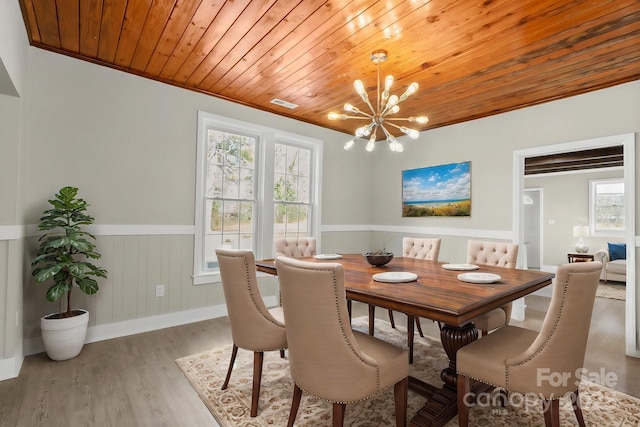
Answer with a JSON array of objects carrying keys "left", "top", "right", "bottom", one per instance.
[{"left": 270, "top": 98, "right": 298, "bottom": 109}]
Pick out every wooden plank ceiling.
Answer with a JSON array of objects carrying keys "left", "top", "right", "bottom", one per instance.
[{"left": 18, "top": 0, "right": 640, "bottom": 140}]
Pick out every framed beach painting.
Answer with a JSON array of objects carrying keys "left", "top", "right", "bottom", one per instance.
[{"left": 402, "top": 161, "right": 471, "bottom": 217}]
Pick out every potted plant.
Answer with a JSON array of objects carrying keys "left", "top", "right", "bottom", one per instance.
[{"left": 31, "top": 186, "right": 108, "bottom": 360}]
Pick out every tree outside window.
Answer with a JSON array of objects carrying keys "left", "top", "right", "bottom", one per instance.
[
  {"left": 205, "top": 131, "right": 256, "bottom": 269},
  {"left": 273, "top": 143, "right": 311, "bottom": 239}
]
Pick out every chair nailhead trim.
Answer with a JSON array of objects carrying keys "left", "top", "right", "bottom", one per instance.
[
  {"left": 241, "top": 254, "right": 282, "bottom": 330},
  {"left": 290, "top": 263, "right": 383, "bottom": 394},
  {"left": 505, "top": 271, "right": 593, "bottom": 392},
  {"left": 294, "top": 379, "right": 405, "bottom": 405}
]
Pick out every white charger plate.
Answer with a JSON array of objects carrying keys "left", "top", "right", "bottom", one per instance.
[
  {"left": 442, "top": 263, "right": 479, "bottom": 271},
  {"left": 372, "top": 272, "right": 418, "bottom": 283},
  {"left": 457, "top": 272, "right": 501, "bottom": 284},
  {"left": 313, "top": 254, "right": 343, "bottom": 260}
]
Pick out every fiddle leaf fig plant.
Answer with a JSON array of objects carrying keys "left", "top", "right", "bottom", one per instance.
[{"left": 31, "top": 186, "right": 107, "bottom": 318}]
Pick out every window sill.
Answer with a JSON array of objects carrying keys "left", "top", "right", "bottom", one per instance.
[
  {"left": 193, "top": 272, "right": 221, "bottom": 286},
  {"left": 193, "top": 270, "right": 275, "bottom": 286}
]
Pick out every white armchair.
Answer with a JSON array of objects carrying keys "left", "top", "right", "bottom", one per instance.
[{"left": 594, "top": 245, "right": 626, "bottom": 283}]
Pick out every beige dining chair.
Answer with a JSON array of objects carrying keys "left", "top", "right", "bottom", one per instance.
[
  {"left": 275, "top": 255, "right": 409, "bottom": 427},
  {"left": 456, "top": 261, "right": 602, "bottom": 427},
  {"left": 273, "top": 236, "right": 317, "bottom": 305},
  {"left": 466, "top": 240, "right": 519, "bottom": 336},
  {"left": 216, "top": 248, "right": 288, "bottom": 417},
  {"left": 274, "top": 236, "right": 317, "bottom": 258},
  {"left": 369, "top": 237, "right": 442, "bottom": 363}
]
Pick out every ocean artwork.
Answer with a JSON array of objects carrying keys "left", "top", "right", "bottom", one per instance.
[{"left": 402, "top": 161, "right": 471, "bottom": 217}]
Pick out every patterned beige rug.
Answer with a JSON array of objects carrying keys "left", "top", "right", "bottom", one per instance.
[
  {"left": 177, "top": 317, "right": 640, "bottom": 426},
  {"left": 597, "top": 281, "right": 626, "bottom": 301}
]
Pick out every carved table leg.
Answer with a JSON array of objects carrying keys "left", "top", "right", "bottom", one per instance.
[
  {"left": 409, "top": 322, "right": 482, "bottom": 427},
  {"left": 440, "top": 322, "right": 478, "bottom": 388}
]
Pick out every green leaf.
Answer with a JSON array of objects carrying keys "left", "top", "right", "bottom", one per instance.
[
  {"left": 46, "top": 282, "right": 68, "bottom": 302},
  {"left": 33, "top": 265, "right": 63, "bottom": 283},
  {"left": 77, "top": 278, "right": 99, "bottom": 295}
]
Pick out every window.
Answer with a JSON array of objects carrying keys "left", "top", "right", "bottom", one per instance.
[
  {"left": 204, "top": 130, "right": 257, "bottom": 264},
  {"left": 194, "top": 112, "right": 321, "bottom": 284},
  {"left": 590, "top": 178, "right": 624, "bottom": 235},
  {"left": 273, "top": 143, "right": 312, "bottom": 239}
]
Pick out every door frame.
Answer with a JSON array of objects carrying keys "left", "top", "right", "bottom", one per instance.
[
  {"left": 523, "top": 188, "right": 543, "bottom": 270},
  {"left": 512, "top": 133, "right": 637, "bottom": 357}
]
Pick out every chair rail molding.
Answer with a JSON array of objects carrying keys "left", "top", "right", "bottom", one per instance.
[
  {"left": 321, "top": 224, "right": 513, "bottom": 240},
  {"left": 0, "top": 225, "right": 25, "bottom": 240}
]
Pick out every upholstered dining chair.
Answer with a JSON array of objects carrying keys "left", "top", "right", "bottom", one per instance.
[
  {"left": 275, "top": 256, "right": 409, "bottom": 427},
  {"left": 216, "top": 248, "right": 288, "bottom": 417},
  {"left": 369, "top": 237, "right": 442, "bottom": 363},
  {"left": 466, "top": 240, "right": 519, "bottom": 336},
  {"left": 273, "top": 236, "right": 317, "bottom": 305},
  {"left": 273, "top": 236, "right": 317, "bottom": 258},
  {"left": 456, "top": 261, "right": 602, "bottom": 427}
]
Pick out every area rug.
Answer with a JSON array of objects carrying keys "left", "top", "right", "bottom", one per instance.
[
  {"left": 597, "top": 281, "right": 626, "bottom": 301},
  {"left": 177, "top": 317, "right": 640, "bottom": 426}
]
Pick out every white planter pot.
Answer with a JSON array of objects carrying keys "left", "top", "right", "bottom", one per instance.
[{"left": 40, "top": 309, "right": 89, "bottom": 361}]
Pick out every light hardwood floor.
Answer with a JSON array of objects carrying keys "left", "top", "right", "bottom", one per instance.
[{"left": 0, "top": 295, "right": 637, "bottom": 426}]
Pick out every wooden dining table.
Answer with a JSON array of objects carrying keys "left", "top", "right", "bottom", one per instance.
[{"left": 256, "top": 253, "right": 554, "bottom": 427}]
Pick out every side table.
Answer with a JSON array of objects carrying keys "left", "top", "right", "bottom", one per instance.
[{"left": 567, "top": 253, "right": 595, "bottom": 263}]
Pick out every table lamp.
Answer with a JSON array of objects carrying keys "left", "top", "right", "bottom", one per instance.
[{"left": 573, "top": 225, "right": 590, "bottom": 253}]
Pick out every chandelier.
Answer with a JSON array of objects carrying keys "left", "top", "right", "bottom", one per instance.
[{"left": 328, "top": 49, "right": 428, "bottom": 153}]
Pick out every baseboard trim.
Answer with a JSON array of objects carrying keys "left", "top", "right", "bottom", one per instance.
[
  {"left": 22, "top": 295, "right": 277, "bottom": 358},
  {"left": 0, "top": 348, "right": 24, "bottom": 381},
  {"left": 84, "top": 305, "right": 228, "bottom": 345}
]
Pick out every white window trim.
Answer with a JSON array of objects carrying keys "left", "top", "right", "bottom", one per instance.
[
  {"left": 193, "top": 111, "right": 322, "bottom": 285},
  {"left": 589, "top": 177, "right": 625, "bottom": 237}
]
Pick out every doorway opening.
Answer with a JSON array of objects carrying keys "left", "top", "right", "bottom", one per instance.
[{"left": 512, "top": 133, "right": 637, "bottom": 357}]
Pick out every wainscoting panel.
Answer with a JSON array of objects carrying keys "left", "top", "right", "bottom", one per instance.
[
  {"left": 0, "top": 240, "right": 8, "bottom": 358},
  {"left": 24, "top": 234, "right": 226, "bottom": 341}
]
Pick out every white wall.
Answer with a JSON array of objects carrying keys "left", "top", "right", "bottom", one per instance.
[
  {"left": 17, "top": 47, "right": 374, "bottom": 360},
  {"left": 368, "top": 81, "right": 639, "bottom": 257},
  {"left": 526, "top": 169, "right": 625, "bottom": 267},
  {"left": 0, "top": 0, "right": 28, "bottom": 96},
  {"left": 22, "top": 49, "right": 374, "bottom": 227}
]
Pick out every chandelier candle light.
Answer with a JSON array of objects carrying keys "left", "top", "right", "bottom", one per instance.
[{"left": 328, "top": 50, "right": 428, "bottom": 152}]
